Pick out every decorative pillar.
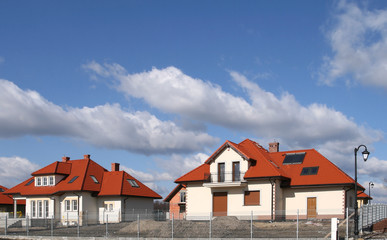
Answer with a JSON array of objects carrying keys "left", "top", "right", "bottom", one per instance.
[{"left": 13, "top": 199, "right": 17, "bottom": 218}]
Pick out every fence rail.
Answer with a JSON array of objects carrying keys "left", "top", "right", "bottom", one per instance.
[{"left": 0, "top": 205, "right": 385, "bottom": 239}]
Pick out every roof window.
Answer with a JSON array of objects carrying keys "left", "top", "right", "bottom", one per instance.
[
  {"left": 0, "top": 188, "right": 3, "bottom": 192},
  {"left": 90, "top": 175, "right": 99, "bottom": 184},
  {"left": 301, "top": 166, "right": 319, "bottom": 176},
  {"left": 25, "top": 179, "right": 34, "bottom": 186},
  {"left": 68, "top": 176, "right": 79, "bottom": 183},
  {"left": 283, "top": 152, "right": 305, "bottom": 165},
  {"left": 127, "top": 179, "right": 139, "bottom": 188}
]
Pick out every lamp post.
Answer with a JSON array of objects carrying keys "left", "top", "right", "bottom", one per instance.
[
  {"left": 354, "top": 145, "right": 370, "bottom": 238},
  {"left": 368, "top": 181, "right": 374, "bottom": 205}
]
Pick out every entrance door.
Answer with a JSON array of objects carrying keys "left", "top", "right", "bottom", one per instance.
[
  {"left": 213, "top": 192, "right": 227, "bottom": 216},
  {"left": 307, "top": 197, "right": 317, "bottom": 219}
]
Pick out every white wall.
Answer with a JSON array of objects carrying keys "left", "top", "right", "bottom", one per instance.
[
  {"left": 209, "top": 148, "right": 248, "bottom": 182},
  {"left": 186, "top": 183, "right": 212, "bottom": 220},
  {"left": 283, "top": 187, "right": 345, "bottom": 217}
]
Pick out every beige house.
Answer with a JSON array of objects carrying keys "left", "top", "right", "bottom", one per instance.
[{"left": 170, "top": 139, "right": 361, "bottom": 220}]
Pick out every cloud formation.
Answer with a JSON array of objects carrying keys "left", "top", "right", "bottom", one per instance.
[
  {"left": 0, "top": 79, "right": 217, "bottom": 154},
  {"left": 320, "top": 0, "right": 387, "bottom": 89},
  {"left": 84, "top": 62, "right": 382, "bottom": 151},
  {"left": 0, "top": 156, "right": 40, "bottom": 188}
]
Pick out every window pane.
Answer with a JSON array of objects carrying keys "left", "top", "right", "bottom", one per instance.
[
  {"left": 38, "top": 201, "right": 42, "bottom": 217},
  {"left": 218, "top": 163, "right": 225, "bottom": 182},
  {"left": 72, "top": 200, "right": 78, "bottom": 211},
  {"left": 49, "top": 176, "right": 54, "bottom": 185},
  {"left": 44, "top": 200, "right": 49, "bottom": 218},
  {"left": 233, "top": 162, "right": 240, "bottom": 181},
  {"left": 31, "top": 201, "right": 36, "bottom": 217}
]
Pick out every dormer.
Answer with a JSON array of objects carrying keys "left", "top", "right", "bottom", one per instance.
[{"left": 31, "top": 156, "right": 72, "bottom": 187}]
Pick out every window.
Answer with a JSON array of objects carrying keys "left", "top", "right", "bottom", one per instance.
[
  {"left": 90, "top": 175, "right": 99, "bottom": 184},
  {"left": 104, "top": 203, "right": 113, "bottom": 211},
  {"left": 49, "top": 176, "right": 54, "bottom": 185},
  {"left": 31, "top": 200, "right": 36, "bottom": 217},
  {"left": 72, "top": 200, "right": 78, "bottom": 211},
  {"left": 43, "top": 177, "right": 48, "bottom": 186},
  {"left": 44, "top": 200, "right": 49, "bottom": 218},
  {"left": 36, "top": 177, "right": 42, "bottom": 186},
  {"left": 283, "top": 153, "right": 305, "bottom": 165},
  {"left": 179, "top": 204, "right": 186, "bottom": 213},
  {"left": 218, "top": 163, "right": 225, "bottom": 182},
  {"left": 180, "top": 191, "right": 186, "bottom": 203},
  {"left": 301, "top": 166, "right": 319, "bottom": 176},
  {"left": 127, "top": 179, "right": 139, "bottom": 187},
  {"left": 38, "top": 200, "right": 43, "bottom": 217},
  {"left": 68, "top": 176, "right": 78, "bottom": 183},
  {"left": 244, "top": 191, "right": 260, "bottom": 206},
  {"left": 25, "top": 179, "right": 34, "bottom": 186},
  {"left": 65, "top": 200, "right": 71, "bottom": 211},
  {"left": 232, "top": 162, "right": 240, "bottom": 181}
]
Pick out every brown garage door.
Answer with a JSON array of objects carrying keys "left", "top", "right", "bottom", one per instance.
[
  {"left": 307, "top": 197, "right": 317, "bottom": 219},
  {"left": 213, "top": 192, "right": 227, "bottom": 216}
]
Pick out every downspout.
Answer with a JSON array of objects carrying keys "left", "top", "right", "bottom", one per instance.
[{"left": 269, "top": 178, "right": 275, "bottom": 222}]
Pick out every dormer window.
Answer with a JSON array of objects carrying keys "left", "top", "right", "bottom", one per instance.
[
  {"left": 49, "top": 176, "right": 54, "bottom": 185},
  {"left": 36, "top": 177, "right": 42, "bottom": 186},
  {"left": 43, "top": 177, "right": 48, "bottom": 186}
]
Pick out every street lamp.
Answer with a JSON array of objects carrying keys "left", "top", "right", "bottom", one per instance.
[
  {"left": 368, "top": 181, "right": 374, "bottom": 205},
  {"left": 354, "top": 145, "right": 370, "bottom": 238}
]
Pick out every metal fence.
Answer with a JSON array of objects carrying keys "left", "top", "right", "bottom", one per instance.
[{"left": 0, "top": 205, "right": 385, "bottom": 239}]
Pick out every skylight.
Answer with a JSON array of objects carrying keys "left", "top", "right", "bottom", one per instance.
[
  {"left": 127, "top": 179, "right": 139, "bottom": 188},
  {"left": 68, "top": 176, "right": 79, "bottom": 183},
  {"left": 90, "top": 175, "right": 99, "bottom": 184},
  {"left": 283, "top": 152, "right": 305, "bottom": 165},
  {"left": 301, "top": 166, "right": 319, "bottom": 176},
  {"left": 25, "top": 179, "right": 34, "bottom": 186},
  {"left": 0, "top": 188, "right": 3, "bottom": 192}
]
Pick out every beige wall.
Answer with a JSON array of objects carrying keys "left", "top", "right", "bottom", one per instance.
[
  {"left": 209, "top": 148, "right": 248, "bottom": 182},
  {"left": 283, "top": 187, "right": 345, "bottom": 219}
]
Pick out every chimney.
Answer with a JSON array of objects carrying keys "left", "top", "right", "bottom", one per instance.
[
  {"left": 84, "top": 154, "right": 90, "bottom": 160},
  {"left": 62, "top": 156, "right": 70, "bottom": 162},
  {"left": 111, "top": 163, "right": 120, "bottom": 172},
  {"left": 269, "top": 142, "right": 279, "bottom": 153}
]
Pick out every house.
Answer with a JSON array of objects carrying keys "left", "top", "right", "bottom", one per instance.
[
  {"left": 168, "top": 139, "right": 362, "bottom": 220},
  {"left": 0, "top": 185, "right": 25, "bottom": 216},
  {"left": 357, "top": 191, "right": 372, "bottom": 207},
  {"left": 4, "top": 155, "right": 161, "bottom": 225},
  {"left": 163, "top": 184, "right": 186, "bottom": 219}
]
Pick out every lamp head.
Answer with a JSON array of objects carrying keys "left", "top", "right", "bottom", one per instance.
[
  {"left": 370, "top": 182, "right": 374, "bottom": 188},
  {"left": 362, "top": 149, "right": 370, "bottom": 162}
]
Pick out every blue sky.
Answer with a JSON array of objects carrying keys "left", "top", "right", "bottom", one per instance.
[{"left": 0, "top": 0, "right": 386, "bottom": 202}]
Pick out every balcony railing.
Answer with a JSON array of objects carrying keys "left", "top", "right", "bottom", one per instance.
[{"left": 204, "top": 171, "right": 246, "bottom": 184}]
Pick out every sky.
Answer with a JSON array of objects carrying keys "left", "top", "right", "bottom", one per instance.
[{"left": 0, "top": 0, "right": 386, "bottom": 203}]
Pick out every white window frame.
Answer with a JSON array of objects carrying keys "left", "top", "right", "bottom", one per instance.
[
  {"left": 38, "top": 200, "right": 43, "bottom": 218},
  {"left": 49, "top": 176, "right": 54, "bottom": 185},
  {"left": 36, "top": 177, "right": 42, "bottom": 186},
  {"left": 65, "top": 200, "right": 71, "bottom": 212},
  {"left": 44, "top": 200, "right": 49, "bottom": 218},
  {"left": 31, "top": 200, "right": 36, "bottom": 218},
  {"left": 72, "top": 199, "right": 78, "bottom": 211},
  {"left": 43, "top": 177, "right": 48, "bottom": 186}
]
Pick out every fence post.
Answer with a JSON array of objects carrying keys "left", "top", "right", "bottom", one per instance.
[
  {"left": 250, "top": 211, "right": 253, "bottom": 240},
  {"left": 296, "top": 209, "right": 299, "bottom": 240},
  {"left": 137, "top": 214, "right": 140, "bottom": 239},
  {"left": 77, "top": 211, "right": 80, "bottom": 238},
  {"left": 105, "top": 214, "right": 108, "bottom": 238},
  {"left": 345, "top": 207, "right": 349, "bottom": 240},
  {"left": 26, "top": 214, "right": 29, "bottom": 237},
  {"left": 51, "top": 215, "right": 54, "bottom": 237},
  {"left": 85, "top": 210, "right": 88, "bottom": 226},
  {"left": 5, "top": 215, "right": 7, "bottom": 236},
  {"left": 209, "top": 212, "right": 212, "bottom": 239},
  {"left": 172, "top": 213, "right": 174, "bottom": 240}
]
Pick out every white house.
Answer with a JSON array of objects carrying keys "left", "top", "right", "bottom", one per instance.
[
  {"left": 169, "top": 139, "right": 361, "bottom": 220},
  {"left": 5, "top": 155, "right": 161, "bottom": 225}
]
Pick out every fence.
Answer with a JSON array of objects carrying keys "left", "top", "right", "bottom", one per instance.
[
  {"left": 359, "top": 203, "right": 387, "bottom": 231},
  {"left": 0, "top": 205, "right": 385, "bottom": 239}
]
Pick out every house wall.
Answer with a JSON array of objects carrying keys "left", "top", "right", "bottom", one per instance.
[
  {"left": 97, "top": 196, "right": 122, "bottom": 223},
  {"left": 25, "top": 197, "right": 54, "bottom": 219},
  {"left": 283, "top": 187, "right": 345, "bottom": 219},
  {"left": 186, "top": 182, "right": 212, "bottom": 220},
  {"left": 209, "top": 148, "right": 248, "bottom": 181},
  {"left": 80, "top": 192, "right": 98, "bottom": 224},
  {"left": 168, "top": 188, "right": 186, "bottom": 220}
]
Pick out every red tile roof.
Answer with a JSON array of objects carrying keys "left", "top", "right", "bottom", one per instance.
[
  {"left": 175, "top": 139, "right": 361, "bottom": 190},
  {"left": 357, "top": 191, "right": 372, "bottom": 200},
  {"left": 99, "top": 171, "right": 161, "bottom": 199},
  {"left": 0, "top": 185, "right": 25, "bottom": 205},
  {"left": 5, "top": 156, "right": 161, "bottom": 199}
]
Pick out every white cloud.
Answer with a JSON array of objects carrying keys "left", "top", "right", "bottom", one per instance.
[
  {"left": 0, "top": 156, "right": 40, "bottom": 188},
  {"left": 319, "top": 0, "right": 387, "bottom": 89},
  {"left": 84, "top": 62, "right": 382, "bottom": 150},
  {"left": 0, "top": 79, "right": 217, "bottom": 154}
]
